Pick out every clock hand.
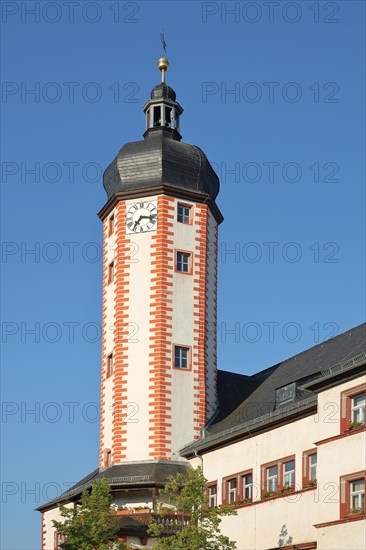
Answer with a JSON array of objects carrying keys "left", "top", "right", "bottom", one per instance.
[
  {"left": 138, "top": 215, "right": 157, "bottom": 221},
  {"left": 133, "top": 215, "right": 144, "bottom": 229}
]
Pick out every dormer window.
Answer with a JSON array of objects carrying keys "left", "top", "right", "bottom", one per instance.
[{"left": 276, "top": 382, "right": 296, "bottom": 406}]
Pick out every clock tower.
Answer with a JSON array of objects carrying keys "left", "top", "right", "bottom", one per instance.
[
  {"left": 38, "top": 57, "right": 224, "bottom": 548},
  {"left": 98, "top": 57, "right": 223, "bottom": 468}
]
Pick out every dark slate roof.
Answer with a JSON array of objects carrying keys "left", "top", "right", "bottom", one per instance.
[
  {"left": 103, "top": 131, "right": 219, "bottom": 200},
  {"left": 36, "top": 460, "right": 190, "bottom": 512},
  {"left": 212, "top": 370, "right": 263, "bottom": 424},
  {"left": 211, "top": 323, "right": 366, "bottom": 433},
  {"left": 181, "top": 323, "right": 366, "bottom": 455}
]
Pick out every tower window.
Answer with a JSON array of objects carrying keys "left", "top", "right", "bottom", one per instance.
[
  {"left": 108, "top": 215, "right": 115, "bottom": 236},
  {"left": 176, "top": 251, "right": 191, "bottom": 273},
  {"left": 108, "top": 261, "right": 114, "bottom": 283},
  {"left": 107, "top": 353, "right": 114, "bottom": 377},
  {"left": 153, "top": 106, "right": 161, "bottom": 127},
  {"left": 165, "top": 106, "right": 172, "bottom": 127},
  {"left": 174, "top": 345, "right": 190, "bottom": 369},
  {"left": 177, "top": 203, "right": 192, "bottom": 224},
  {"left": 104, "top": 449, "right": 111, "bottom": 468}
]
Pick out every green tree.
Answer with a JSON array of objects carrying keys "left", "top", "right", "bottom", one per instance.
[
  {"left": 52, "top": 478, "right": 128, "bottom": 550},
  {"left": 148, "top": 467, "right": 237, "bottom": 549}
]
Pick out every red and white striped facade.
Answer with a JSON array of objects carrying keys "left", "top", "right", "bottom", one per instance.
[{"left": 99, "top": 194, "right": 218, "bottom": 467}]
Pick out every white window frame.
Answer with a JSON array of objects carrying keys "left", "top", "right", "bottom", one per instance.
[
  {"left": 351, "top": 393, "right": 365, "bottom": 424},
  {"left": 309, "top": 453, "right": 317, "bottom": 481},
  {"left": 350, "top": 479, "right": 365, "bottom": 510},
  {"left": 242, "top": 474, "right": 253, "bottom": 499},
  {"left": 174, "top": 346, "right": 189, "bottom": 369},
  {"left": 208, "top": 485, "right": 217, "bottom": 507},
  {"left": 176, "top": 251, "right": 190, "bottom": 273},
  {"left": 283, "top": 460, "right": 295, "bottom": 487},
  {"left": 267, "top": 465, "right": 278, "bottom": 492},
  {"left": 177, "top": 204, "right": 191, "bottom": 224},
  {"left": 228, "top": 478, "right": 237, "bottom": 503}
]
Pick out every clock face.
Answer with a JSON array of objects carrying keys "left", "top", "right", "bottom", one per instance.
[{"left": 125, "top": 201, "right": 158, "bottom": 234}]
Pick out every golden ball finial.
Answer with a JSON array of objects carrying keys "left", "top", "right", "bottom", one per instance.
[{"left": 157, "top": 57, "right": 169, "bottom": 83}]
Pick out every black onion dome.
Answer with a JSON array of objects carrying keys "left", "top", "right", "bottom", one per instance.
[
  {"left": 150, "top": 82, "right": 176, "bottom": 101},
  {"left": 103, "top": 132, "right": 219, "bottom": 200}
]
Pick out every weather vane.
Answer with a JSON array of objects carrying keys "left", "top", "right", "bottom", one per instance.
[
  {"left": 158, "top": 30, "right": 169, "bottom": 83},
  {"left": 160, "top": 29, "right": 167, "bottom": 55}
]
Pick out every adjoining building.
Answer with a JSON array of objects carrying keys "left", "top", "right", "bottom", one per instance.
[{"left": 37, "top": 58, "right": 366, "bottom": 550}]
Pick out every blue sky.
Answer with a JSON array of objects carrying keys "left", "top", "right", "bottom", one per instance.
[{"left": 1, "top": 1, "right": 365, "bottom": 547}]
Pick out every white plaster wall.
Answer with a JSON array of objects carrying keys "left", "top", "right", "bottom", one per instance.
[
  {"left": 101, "top": 207, "right": 117, "bottom": 454},
  {"left": 124, "top": 197, "right": 155, "bottom": 460},
  {"left": 43, "top": 503, "right": 73, "bottom": 549},
  {"left": 220, "top": 489, "right": 318, "bottom": 550},
  {"left": 316, "top": 521, "right": 366, "bottom": 550},
  {"left": 103, "top": 377, "right": 113, "bottom": 451},
  {"left": 170, "top": 198, "right": 201, "bottom": 455}
]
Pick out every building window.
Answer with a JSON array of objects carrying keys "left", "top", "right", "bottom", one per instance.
[
  {"left": 283, "top": 460, "right": 295, "bottom": 487},
  {"left": 242, "top": 473, "right": 253, "bottom": 500},
  {"left": 352, "top": 394, "right": 365, "bottom": 424},
  {"left": 340, "top": 384, "right": 366, "bottom": 432},
  {"left": 223, "top": 470, "right": 253, "bottom": 504},
  {"left": 350, "top": 479, "right": 365, "bottom": 511},
  {"left": 262, "top": 456, "right": 296, "bottom": 496},
  {"left": 276, "top": 382, "right": 296, "bottom": 406},
  {"left": 54, "top": 532, "right": 65, "bottom": 550},
  {"left": 267, "top": 465, "right": 278, "bottom": 492},
  {"left": 108, "top": 215, "right": 115, "bottom": 235},
  {"left": 227, "top": 478, "right": 237, "bottom": 503},
  {"left": 107, "top": 353, "right": 114, "bottom": 377},
  {"left": 176, "top": 251, "right": 191, "bottom": 273},
  {"left": 174, "top": 345, "right": 190, "bottom": 370},
  {"left": 340, "top": 471, "right": 366, "bottom": 517},
  {"left": 309, "top": 453, "right": 317, "bottom": 481},
  {"left": 108, "top": 261, "right": 115, "bottom": 283},
  {"left": 207, "top": 484, "right": 217, "bottom": 507},
  {"left": 302, "top": 449, "right": 317, "bottom": 487},
  {"left": 177, "top": 203, "right": 191, "bottom": 224}
]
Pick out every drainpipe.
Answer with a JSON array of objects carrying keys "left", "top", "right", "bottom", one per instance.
[{"left": 194, "top": 450, "right": 203, "bottom": 473}]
